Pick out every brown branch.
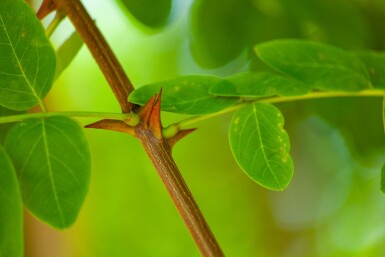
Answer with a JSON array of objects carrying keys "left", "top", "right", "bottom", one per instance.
[
  {"left": 86, "top": 92, "right": 226, "bottom": 256},
  {"left": 51, "top": 0, "right": 135, "bottom": 113},
  {"left": 136, "top": 129, "right": 225, "bottom": 257},
  {"left": 51, "top": 0, "right": 226, "bottom": 255}
]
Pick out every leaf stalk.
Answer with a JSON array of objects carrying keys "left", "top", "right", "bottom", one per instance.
[
  {"left": 0, "top": 112, "right": 130, "bottom": 124},
  {"left": 173, "top": 89, "right": 385, "bottom": 129}
]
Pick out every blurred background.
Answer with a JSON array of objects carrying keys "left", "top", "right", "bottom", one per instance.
[{"left": 25, "top": 0, "right": 385, "bottom": 256}]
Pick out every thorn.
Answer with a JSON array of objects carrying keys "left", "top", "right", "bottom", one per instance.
[
  {"left": 149, "top": 89, "right": 163, "bottom": 139},
  {"left": 139, "top": 89, "right": 163, "bottom": 139},
  {"left": 85, "top": 119, "right": 136, "bottom": 136},
  {"left": 167, "top": 128, "right": 197, "bottom": 149},
  {"left": 37, "top": 0, "right": 57, "bottom": 20},
  {"left": 139, "top": 94, "right": 157, "bottom": 126}
]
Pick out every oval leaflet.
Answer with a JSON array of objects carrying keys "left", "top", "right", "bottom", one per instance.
[{"left": 229, "top": 103, "right": 293, "bottom": 190}]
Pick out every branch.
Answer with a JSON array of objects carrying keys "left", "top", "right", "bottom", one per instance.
[
  {"left": 86, "top": 93, "right": 226, "bottom": 257},
  {"left": 47, "top": 1, "right": 226, "bottom": 255},
  {"left": 137, "top": 129, "right": 225, "bottom": 257},
  {"left": 135, "top": 93, "right": 225, "bottom": 257},
  {"left": 51, "top": 0, "right": 135, "bottom": 113}
]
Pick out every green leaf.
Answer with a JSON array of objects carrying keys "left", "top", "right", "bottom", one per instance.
[
  {"left": 210, "top": 72, "right": 311, "bottom": 97},
  {"left": 383, "top": 97, "right": 385, "bottom": 134},
  {"left": 0, "top": 0, "right": 56, "bottom": 110},
  {"left": 0, "top": 146, "right": 23, "bottom": 257},
  {"left": 128, "top": 75, "right": 240, "bottom": 115},
  {"left": 357, "top": 51, "right": 385, "bottom": 89},
  {"left": 0, "top": 106, "right": 21, "bottom": 144},
  {"left": 4, "top": 116, "right": 91, "bottom": 229},
  {"left": 55, "top": 31, "right": 83, "bottom": 80},
  {"left": 381, "top": 164, "right": 385, "bottom": 194},
  {"left": 229, "top": 103, "right": 293, "bottom": 190},
  {"left": 279, "top": 0, "right": 369, "bottom": 49},
  {"left": 255, "top": 39, "right": 370, "bottom": 91},
  {"left": 116, "top": 0, "right": 172, "bottom": 28},
  {"left": 189, "top": 0, "right": 248, "bottom": 68}
]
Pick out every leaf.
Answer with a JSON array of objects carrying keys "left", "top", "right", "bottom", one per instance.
[
  {"left": 229, "top": 103, "right": 293, "bottom": 190},
  {"left": 255, "top": 39, "right": 370, "bottom": 91},
  {"left": 116, "top": 0, "right": 172, "bottom": 28},
  {"left": 128, "top": 75, "right": 240, "bottom": 115},
  {"left": 210, "top": 72, "right": 311, "bottom": 97},
  {"left": 357, "top": 51, "right": 385, "bottom": 89},
  {"left": 0, "top": 0, "right": 56, "bottom": 110},
  {"left": 382, "top": 163, "right": 385, "bottom": 194},
  {"left": 279, "top": 0, "right": 369, "bottom": 49},
  {"left": 0, "top": 106, "right": 21, "bottom": 144},
  {"left": 4, "top": 116, "right": 91, "bottom": 229},
  {"left": 189, "top": 0, "right": 248, "bottom": 68},
  {"left": 55, "top": 31, "right": 83, "bottom": 80},
  {"left": 383, "top": 97, "right": 385, "bottom": 134},
  {"left": 0, "top": 146, "right": 23, "bottom": 257}
]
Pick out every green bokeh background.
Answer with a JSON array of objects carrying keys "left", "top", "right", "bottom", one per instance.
[{"left": 27, "top": 0, "right": 385, "bottom": 256}]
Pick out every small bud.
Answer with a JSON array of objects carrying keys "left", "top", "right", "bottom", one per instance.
[
  {"left": 163, "top": 125, "right": 179, "bottom": 139},
  {"left": 124, "top": 113, "right": 140, "bottom": 127}
]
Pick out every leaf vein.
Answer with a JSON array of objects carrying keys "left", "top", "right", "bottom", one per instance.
[{"left": 41, "top": 119, "right": 65, "bottom": 227}]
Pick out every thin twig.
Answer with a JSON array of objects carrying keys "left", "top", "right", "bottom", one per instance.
[
  {"left": 45, "top": 10, "right": 66, "bottom": 37},
  {"left": 0, "top": 111, "right": 130, "bottom": 124},
  {"left": 170, "top": 89, "right": 385, "bottom": 130}
]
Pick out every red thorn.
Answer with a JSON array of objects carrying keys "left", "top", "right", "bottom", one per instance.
[
  {"left": 168, "top": 128, "right": 197, "bottom": 148},
  {"left": 139, "top": 94, "right": 157, "bottom": 126},
  {"left": 149, "top": 89, "right": 163, "bottom": 139},
  {"left": 85, "top": 119, "right": 136, "bottom": 136},
  {"left": 36, "top": 0, "right": 57, "bottom": 20},
  {"left": 139, "top": 89, "right": 163, "bottom": 139}
]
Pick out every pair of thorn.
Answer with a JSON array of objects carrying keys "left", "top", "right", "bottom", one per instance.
[{"left": 86, "top": 90, "right": 196, "bottom": 149}]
